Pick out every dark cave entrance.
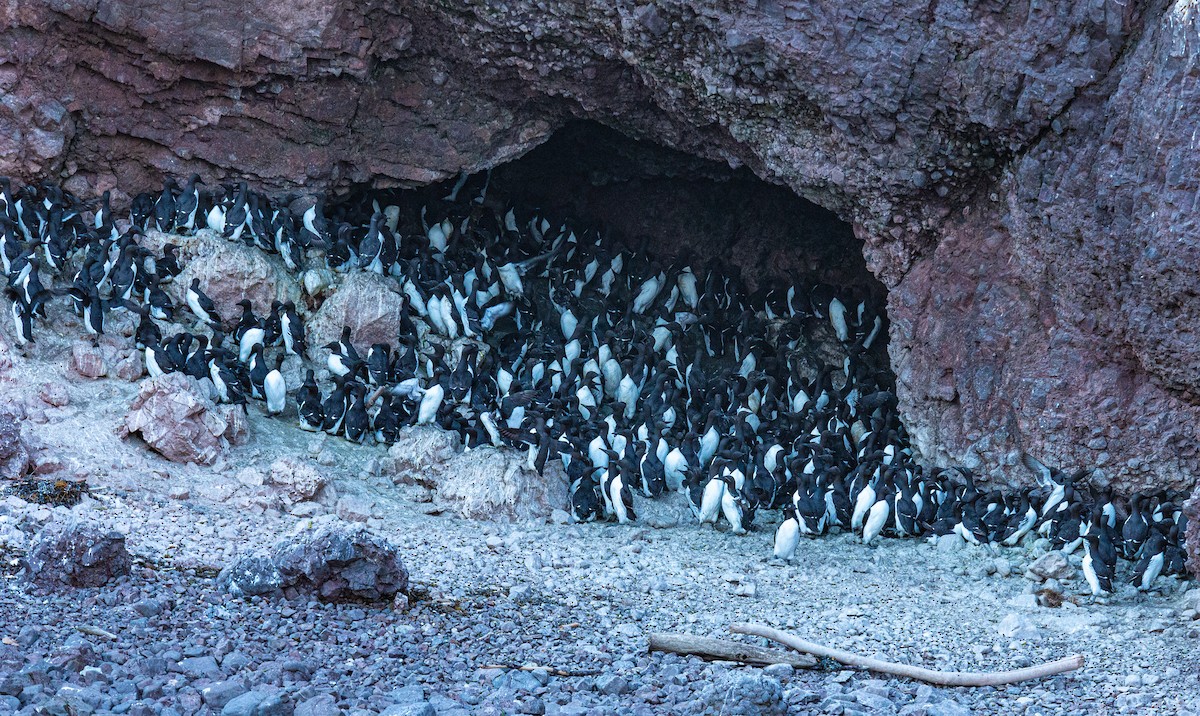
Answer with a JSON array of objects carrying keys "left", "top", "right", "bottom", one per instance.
[
  {"left": 479, "top": 121, "right": 892, "bottom": 382},
  {"left": 338, "top": 119, "right": 892, "bottom": 384},
  {"left": 487, "top": 122, "right": 883, "bottom": 302}
]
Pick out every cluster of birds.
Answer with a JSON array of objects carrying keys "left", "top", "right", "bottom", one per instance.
[{"left": 1, "top": 173, "right": 1192, "bottom": 597}]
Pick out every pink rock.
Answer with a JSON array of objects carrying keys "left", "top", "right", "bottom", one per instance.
[
  {"left": 120, "top": 373, "right": 249, "bottom": 465},
  {"left": 114, "top": 352, "right": 145, "bottom": 382},
  {"left": 307, "top": 272, "right": 406, "bottom": 359},
  {"left": 38, "top": 383, "right": 69, "bottom": 407},
  {"left": 69, "top": 341, "right": 107, "bottom": 379}
]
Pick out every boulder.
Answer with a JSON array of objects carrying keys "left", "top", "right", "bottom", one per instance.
[
  {"left": 140, "top": 228, "right": 301, "bottom": 330},
  {"left": 0, "top": 405, "right": 30, "bottom": 479},
  {"left": 306, "top": 271, "right": 406, "bottom": 358},
  {"left": 23, "top": 520, "right": 131, "bottom": 589},
  {"left": 388, "top": 426, "right": 569, "bottom": 522},
  {"left": 120, "top": 373, "right": 249, "bottom": 465},
  {"left": 219, "top": 518, "right": 408, "bottom": 601}
]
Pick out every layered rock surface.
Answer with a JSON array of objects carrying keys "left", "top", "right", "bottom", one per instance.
[{"left": 4, "top": 0, "right": 1199, "bottom": 493}]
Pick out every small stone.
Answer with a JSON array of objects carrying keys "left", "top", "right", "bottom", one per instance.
[
  {"left": 509, "top": 584, "right": 532, "bottom": 602},
  {"left": 387, "top": 685, "right": 425, "bottom": 704},
  {"left": 1029, "top": 551, "right": 1074, "bottom": 580},
  {"left": 179, "top": 656, "right": 221, "bottom": 679},
  {"left": 994, "top": 558, "right": 1012, "bottom": 577},
  {"left": 925, "top": 700, "right": 970, "bottom": 716},
  {"left": 854, "top": 690, "right": 896, "bottom": 714},
  {"left": 936, "top": 534, "right": 961, "bottom": 552},
  {"left": 201, "top": 681, "right": 248, "bottom": 711},
  {"left": 763, "top": 664, "right": 794, "bottom": 679},
  {"left": 336, "top": 495, "right": 374, "bottom": 523},
  {"left": 70, "top": 342, "right": 107, "bottom": 379},
  {"left": 38, "top": 383, "right": 69, "bottom": 407},
  {"left": 114, "top": 353, "right": 145, "bottom": 381},
  {"left": 713, "top": 674, "right": 786, "bottom": 716},
  {"left": 550, "top": 509, "right": 571, "bottom": 524},
  {"left": 997, "top": 613, "right": 1040, "bottom": 640},
  {"left": 595, "top": 674, "right": 629, "bottom": 695},
  {"left": 520, "top": 697, "right": 546, "bottom": 715},
  {"left": 131, "top": 598, "right": 164, "bottom": 617},
  {"left": 220, "top": 690, "right": 266, "bottom": 716},
  {"left": 379, "top": 704, "right": 435, "bottom": 716},
  {"left": 254, "top": 692, "right": 293, "bottom": 716},
  {"left": 294, "top": 694, "right": 338, "bottom": 716},
  {"left": 168, "top": 487, "right": 191, "bottom": 500},
  {"left": 1008, "top": 593, "right": 1039, "bottom": 608}
]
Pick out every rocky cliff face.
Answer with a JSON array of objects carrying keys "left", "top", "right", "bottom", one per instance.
[{"left": 4, "top": 0, "right": 1197, "bottom": 493}]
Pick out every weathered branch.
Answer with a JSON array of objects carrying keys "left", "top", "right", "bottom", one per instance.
[
  {"left": 648, "top": 632, "right": 817, "bottom": 668},
  {"left": 730, "top": 623, "right": 1084, "bottom": 686}
]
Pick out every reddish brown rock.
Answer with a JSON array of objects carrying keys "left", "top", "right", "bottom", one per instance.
[
  {"left": 3, "top": 0, "right": 1198, "bottom": 495},
  {"left": 307, "top": 271, "right": 406, "bottom": 359},
  {"left": 120, "top": 373, "right": 248, "bottom": 465},
  {"left": 69, "top": 342, "right": 107, "bottom": 379}
]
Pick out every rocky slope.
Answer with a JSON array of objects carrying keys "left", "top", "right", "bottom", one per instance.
[{"left": 3, "top": 0, "right": 1199, "bottom": 493}]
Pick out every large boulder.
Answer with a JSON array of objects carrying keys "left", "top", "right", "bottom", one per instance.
[
  {"left": 219, "top": 518, "right": 408, "bottom": 601},
  {"left": 140, "top": 228, "right": 301, "bottom": 329},
  {"left": 388, "top": 426, "right": 569, "bottom": 522},
  {"left": 23, "top": 520, "right": 131, "bottom": 590},
  {"left": 120, "top": 373, "right": 249, "bottom": 465},
  {"left": 306, "top": 271, "right": 406, "bottom": 358}
]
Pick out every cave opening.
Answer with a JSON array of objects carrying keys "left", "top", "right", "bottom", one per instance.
[{"left": 356, "top": 120, "right": 894, "bottom": 388}]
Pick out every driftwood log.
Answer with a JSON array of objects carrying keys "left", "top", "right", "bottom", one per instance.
[
  {"left": 730, "top": 623, "right": 1085, "bottom": 687},
  {"left": 648, "top": 632, "right": 817, "bottom": 668}
]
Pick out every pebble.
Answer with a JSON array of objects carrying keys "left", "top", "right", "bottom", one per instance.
[
  {"left": 762, "top": 663, "right": 794, "bottom": 679},
  {"left": 1029, "top": 551, "right": 1074, "bottom": 580},
  {"left": 294, "top": 694, "right": 338, "bottom": 716},
  {"left": 220, "top": 690, "right": 268, "bottom": 716},
  {"left": 131, "top": 598, "right": 164, "bottom": 617},
  {"left": 595, "top": 674, "right": 629, "bottom": 695},
  {"left": 997, "top": 613, "right": 1041, "bottom": 640},
  {"left": 179, "top": 655, "right": 221, "bottom": 679},
  {"left": 379, "top": 703, "right": 436, "bottom": 716}
]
